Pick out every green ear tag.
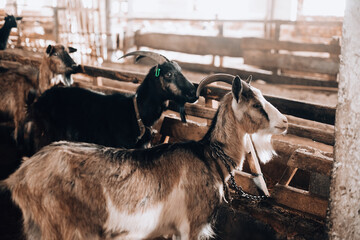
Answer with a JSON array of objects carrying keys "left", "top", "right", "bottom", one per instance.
[{"left": 155, "top": 68, "right": 161, "bottom": 77}]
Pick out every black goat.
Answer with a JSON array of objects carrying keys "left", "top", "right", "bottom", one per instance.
[
  {"left": 0, "top": 15, "right": 22, "bottom": 50},
  {"left": 28, "top": 51, "right": 197, "bottom": 151}
]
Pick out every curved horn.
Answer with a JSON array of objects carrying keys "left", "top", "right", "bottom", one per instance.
[
  {"left": 119, "top": 51, "right": 170, "bottom": 65},
  {"left": 196, "top": 73, "right": 235, "bottom": 97}
]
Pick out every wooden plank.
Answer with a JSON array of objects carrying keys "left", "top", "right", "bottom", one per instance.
[
  {"left": 309, "top": 173, "right": 330, "bottom": 198},
  {"left": 167, "top": 101, "right": 216, "bottom": 120},
  {"left": 135, "top": 32, "right": 244, "bottom": 57},
  {"left": 233, "top": 170, "right": 259, "bottom": 196},
  {"left": 271, "top": 138, "right": 333, "bottom": 166},
  {"left": 272, "top": 184, "right": 328, "bottom": 218},
  {"left": 159, "top": 117, "right": 208, "bottom": 141},
  {"left": 129, "top": 17, "right": 342, "bottom": 27},
  {"left": 264, "top": 95, "right": 335, "bottom": 125},
  {"left": 77, "top": 65, "right": 145, "bottom": 83},
  {"left": 135, "top": 33, "right": 340, "bottom": 58},
  {"left": 241, "top": 37, "right": 340, "bottom": 54},
  {"left": 287, "top": 148, "right": 333, "bottom": 176},
  {"left": 177, "top": 61, "right": 338, "bottom": 88},
  {"left": 287, "top": 123, "right": 334, "bottom": 145},
  {"left": 278, "top": 167, "right": 298, "bottom": 186},
  {"left": 246, "top": 135, "right": 270, "bottom": 196},
  {"left": 243, "top": 50, "right": 339, "bottom": 75}
]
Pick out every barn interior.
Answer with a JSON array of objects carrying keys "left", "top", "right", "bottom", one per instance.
[{"left": 0, "top": 0, "right": 353, "bottom": 239}]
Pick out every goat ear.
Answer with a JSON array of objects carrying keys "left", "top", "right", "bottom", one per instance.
[
  {"left": 245, "top": 75, "right": 252, "bottom": 84},
  {"left": 232, "top": 76, "right": 243, "bottom": 103},
  {"left": 68, "top": 46, "right": 77, "bottom": 53},
  {"left": 15, "top": 17, "right": 23, "bottom": 20},
  {"left": 46, "top": 45, "right": 54, "bottom": 55}
]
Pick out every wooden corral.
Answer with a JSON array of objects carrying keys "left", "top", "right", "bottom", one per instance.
[{"left": 0, "top": 44, "right": 336, "bottom": 239}]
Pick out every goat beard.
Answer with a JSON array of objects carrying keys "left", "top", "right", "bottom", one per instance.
[
  {"left": 50, "top": 73, "right": 73, "bottom": 87},
  {"left": 245, "top": 133, "right": 276, "bottom": 164}
]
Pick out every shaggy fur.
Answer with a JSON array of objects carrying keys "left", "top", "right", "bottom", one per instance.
[{"left": 3, "top": 75, "right": 287, "bottom": 239}]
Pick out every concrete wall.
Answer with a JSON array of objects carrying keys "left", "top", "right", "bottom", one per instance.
[{"left": 328, "top": 0, "right": 360, "bottom": 239}]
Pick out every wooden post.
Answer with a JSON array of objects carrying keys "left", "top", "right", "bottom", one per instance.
[
  {"left": 328, "top": 0, "right": 360, "bottom": 239},
  {"left": 246, "top": 135, "right": 270, "bottom": 196},
  {"left": 105, "top": 0, "right": 112, "bottom": 60},
  {"left": 53, "top": 7, "right": 59, "bottom": 43}
]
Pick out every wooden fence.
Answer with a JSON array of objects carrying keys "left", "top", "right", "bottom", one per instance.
[{"left": 130, "top": 30, "right": 340, "bottom": 88}]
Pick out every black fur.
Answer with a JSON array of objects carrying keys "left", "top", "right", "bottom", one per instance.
[
  {"left": 0, "top": 15, "right": 22, "bottom": 50},
  {"left": 28, "top": 61, "right": 196, "bottom": 152}
]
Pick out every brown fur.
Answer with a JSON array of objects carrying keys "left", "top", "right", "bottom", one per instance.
[
  {"left": 0, "top": 45, "right": 76, "bottom": 142},
  {"left": 3, "top": 78, "right": 287, "bottom": 239}
]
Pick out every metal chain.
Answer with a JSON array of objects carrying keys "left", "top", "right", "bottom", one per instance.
[{"left": 210, "top": 142, "right": 267, "bottom": 201}]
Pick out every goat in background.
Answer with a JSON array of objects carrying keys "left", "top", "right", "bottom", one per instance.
[
  {"left": 0, "top": 44, "right": 78, "bottom": 146},
  {"left": 2, "top": 73, "right": 287, "bottom": 239},
  {"left": 27, "top": 51, "right": 197, "bottom": 151},
  {"left": 0, "top": 14, "right": 22, "bottom": 50}
]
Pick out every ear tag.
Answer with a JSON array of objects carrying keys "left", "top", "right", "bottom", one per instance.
[{"left": 155, "top": 67, "right": 161, "bottom": 77}]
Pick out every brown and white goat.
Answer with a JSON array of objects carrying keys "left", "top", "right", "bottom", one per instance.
[
  {"left": 0, "top": 44, "right": 77, "bottom": 143},
  {"left": 2, "top": 74, "right": 288, "bottom": 240}
]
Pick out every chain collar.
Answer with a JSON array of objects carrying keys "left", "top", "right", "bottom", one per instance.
[
  {"left": 133, "top": 94, "right": 146, "bottom": 143},
  {"left": 210, "top": 141, "right": 267, "bottom": 201}
]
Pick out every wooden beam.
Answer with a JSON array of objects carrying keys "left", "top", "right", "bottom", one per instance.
[
  {"left": 77, "top": 65, "right": 144, "bottom": 83},
  {"left": 272, "top": 184, "right": 328, "bottom": 218},
  {"left": 159, "top": 117, "right": 208, "bottom": 142},
  {"left": 264, "top": 95, "right": 335, "bottom": 125},
  {"left": 241, "top": 37, "right": 340, "bottom": 54},
  {"left": 177, "top": 61, "right": 338, "bottom": 88},
  {"left": 287, "top": 123, "right": 334, "bottom": 145},
  {"left": 135, "top": 32, "right": 245, "bottom": 57},
  {"left": 243, "top": 50, "right": 339, "bottom": 75},
  {"left": 135, "top": 33, "right": 340, "bottom": 58},
  {"left": 287, "top": 148, "right": 333, "bottom": 176},
  {"left": 278, "top": 167, "right": 298, "bottom": 186},
  {"left": 233, "top": 170, "right": 259, "bottom": 196}
]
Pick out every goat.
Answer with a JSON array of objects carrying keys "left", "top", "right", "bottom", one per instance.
[
  {"left": 28, "top": 51, "right": 197, "bottom": 151},
  {"left": 0, "top": 14, "right": 22, "bottom": 50},
  {"left": 0, "top": 44, "right": 78, "bottom": 144},
  {"left": 2, "top": 73, "right": 288, "bottom": 239}
]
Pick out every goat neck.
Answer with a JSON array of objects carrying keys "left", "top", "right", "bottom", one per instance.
[
  {"left": 136, "top": 74, "right": 168, "bottom": 127},
  {"left": 203, "top": 94, "right": 246, "bottom": 177},
  {"left": 37, "top": 56, "right": 53, "bottom": 93},
  {"left": 0, "top": 22, "right": 13, "bottom": 50}
]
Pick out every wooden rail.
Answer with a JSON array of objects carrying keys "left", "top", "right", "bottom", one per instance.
[{"left": 132, "top": 30, "right": 341, "bottom": 87}]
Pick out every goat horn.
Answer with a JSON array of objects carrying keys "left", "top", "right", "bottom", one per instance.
[
  {"left": 196, "top": 73, "right": 235, "bottom": 97},
  {"left": 119, "top": 51, "right": 170, "bottom": 65}
]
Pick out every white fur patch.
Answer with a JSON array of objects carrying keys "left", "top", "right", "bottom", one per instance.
[
  {"left": 104, "top": 183, "right": 190, "bottom": 239},
  {"left": 249, "top": 133, "right": 276, "bottom": 164},
  {"left": 104, "top": 194, "right": 163, "bottom": 239},
  {"left": 198, "top": 223, "right": 215, "bottom": 240},
  {"left": 50, "top": 74, "right": 73, "bottom": 86}
]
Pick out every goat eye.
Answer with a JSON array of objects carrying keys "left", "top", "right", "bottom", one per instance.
[
  {"left": 53, "top": 52, "right": 58, "bottom": 56},
  {"left": 165, "top": 72, "right": 172, "bottom": 78},
  {"left": 252, "top": 103, "right": 262, "bottom": 109}
]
